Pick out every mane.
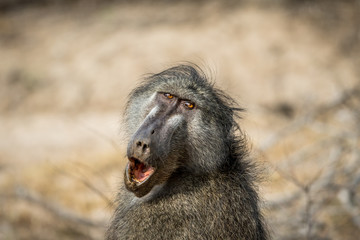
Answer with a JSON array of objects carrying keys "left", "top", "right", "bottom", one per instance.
[{"left": 157, "top": 64, "right": 251, "bottom": 171}]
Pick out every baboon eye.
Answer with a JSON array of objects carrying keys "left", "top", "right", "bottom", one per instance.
[
  {"left": 164, "top": 93, "right": 174, "bottom": 99},
  {"left": 184, "top": 101, "right": 195, "bottom": 110}
]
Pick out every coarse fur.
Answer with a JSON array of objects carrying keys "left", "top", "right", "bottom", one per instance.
[{"left": 106, "top": 64, "right": 269, "bottom": 240}]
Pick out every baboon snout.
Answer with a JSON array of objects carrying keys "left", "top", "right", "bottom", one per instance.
[
  {"left": 128, "top": 125, "right": 157, "bottom": 161},
  {"left": 132, "top": 136, "right": 151, "bottom": 159},
  {"left": 128, "top": 104, "right": 181, "bottom": 162}
]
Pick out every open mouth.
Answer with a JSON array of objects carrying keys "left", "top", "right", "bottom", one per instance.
[{"left": 127, "top": 157, "right": 155, "bottom": 185}]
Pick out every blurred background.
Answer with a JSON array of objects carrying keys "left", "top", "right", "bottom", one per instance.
[{"left": 0, "top": 0, "right": 359, "bottom": 239}]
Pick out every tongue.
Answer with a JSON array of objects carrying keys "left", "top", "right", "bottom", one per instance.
[{"left": 134, "top": 163, "right": 154, "bottom": 182}]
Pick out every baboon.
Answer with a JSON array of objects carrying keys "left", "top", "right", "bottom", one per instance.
[{"left": 106, "top": 65, "right": 269, "bottom": 240}]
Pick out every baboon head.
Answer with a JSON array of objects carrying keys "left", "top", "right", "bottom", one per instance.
[{"left": 123, "top": 65, "right": 239, "bottom": 197}]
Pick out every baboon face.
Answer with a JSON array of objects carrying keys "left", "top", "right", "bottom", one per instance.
[
  {"left": 123, "top": 66, "right": 234, "bottom": 197},
  {"left": 125, "top": 91, "right": 195, "bottom": 197}
]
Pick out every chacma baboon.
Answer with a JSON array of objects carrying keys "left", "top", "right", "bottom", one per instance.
[{"left": 106, "top": 65, "right": 269, "bottom": 240}]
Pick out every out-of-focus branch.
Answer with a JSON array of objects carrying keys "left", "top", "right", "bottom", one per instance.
[
  {"left": 1, "top": 186, "right": 106, "bottom": 228},
  {"left": 337, "top": 188, "right": 360, "bottom": 228},
  {"left": 81, "top": 123, "right": 121, "bottom": 153},
  {"left": 267, "top": 143, "right": 347, "bottom": 239},
  {"left": 55, "top": 167, "right": 115, "bottom": 208},
  {"left": 259, "top": 86, "right": 360, "bottom": 152}
]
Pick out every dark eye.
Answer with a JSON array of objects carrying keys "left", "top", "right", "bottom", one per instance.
[
  {"left": 164, "top": 93, "right": 174, "bottom": 99},
  {"left": 184, "top": 101, "right": 195, "bottom": 110}
]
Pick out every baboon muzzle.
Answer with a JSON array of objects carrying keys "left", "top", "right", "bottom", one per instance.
[
  {"left": 125, "top": 103, "right": 183, "bottom": 197},
  {"left": 125, "top": 120, "right": 159, "bottom": 194},
  {"left": 127, "top": 118, "right": 159, "bottom": 163},
  {"left": 127, "top": 103, "right": 180, "bottom": 164}
]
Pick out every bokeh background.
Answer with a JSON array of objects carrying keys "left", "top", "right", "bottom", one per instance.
[{"left": 0, "top": 0, "right": 359, "bottom": 239}]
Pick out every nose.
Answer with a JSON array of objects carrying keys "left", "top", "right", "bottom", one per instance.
[
  {"left": 135, "top": 139, "right": 150, "bottom": 154},
  {"left": 130, "top": 128, "right": 155, "bottom": 160}
]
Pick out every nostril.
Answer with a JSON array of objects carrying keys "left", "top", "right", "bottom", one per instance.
[
  {"left": 136, "top": 141, "right": 142, "bottom": 147},
  {"left": 143, "top": 144, "right": 148, "bottom": 150},
  {"left": 151, "top": 130, "right": 155, "bottom": 135}
]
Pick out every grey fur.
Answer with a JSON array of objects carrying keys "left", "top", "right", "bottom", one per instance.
[{"left": 106, "top": 65, "right": 269, "bottom": 240}]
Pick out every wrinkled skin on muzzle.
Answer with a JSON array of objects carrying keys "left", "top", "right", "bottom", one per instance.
[{"left": 124, "top": 96, "right": 186, "bottom": 197}]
